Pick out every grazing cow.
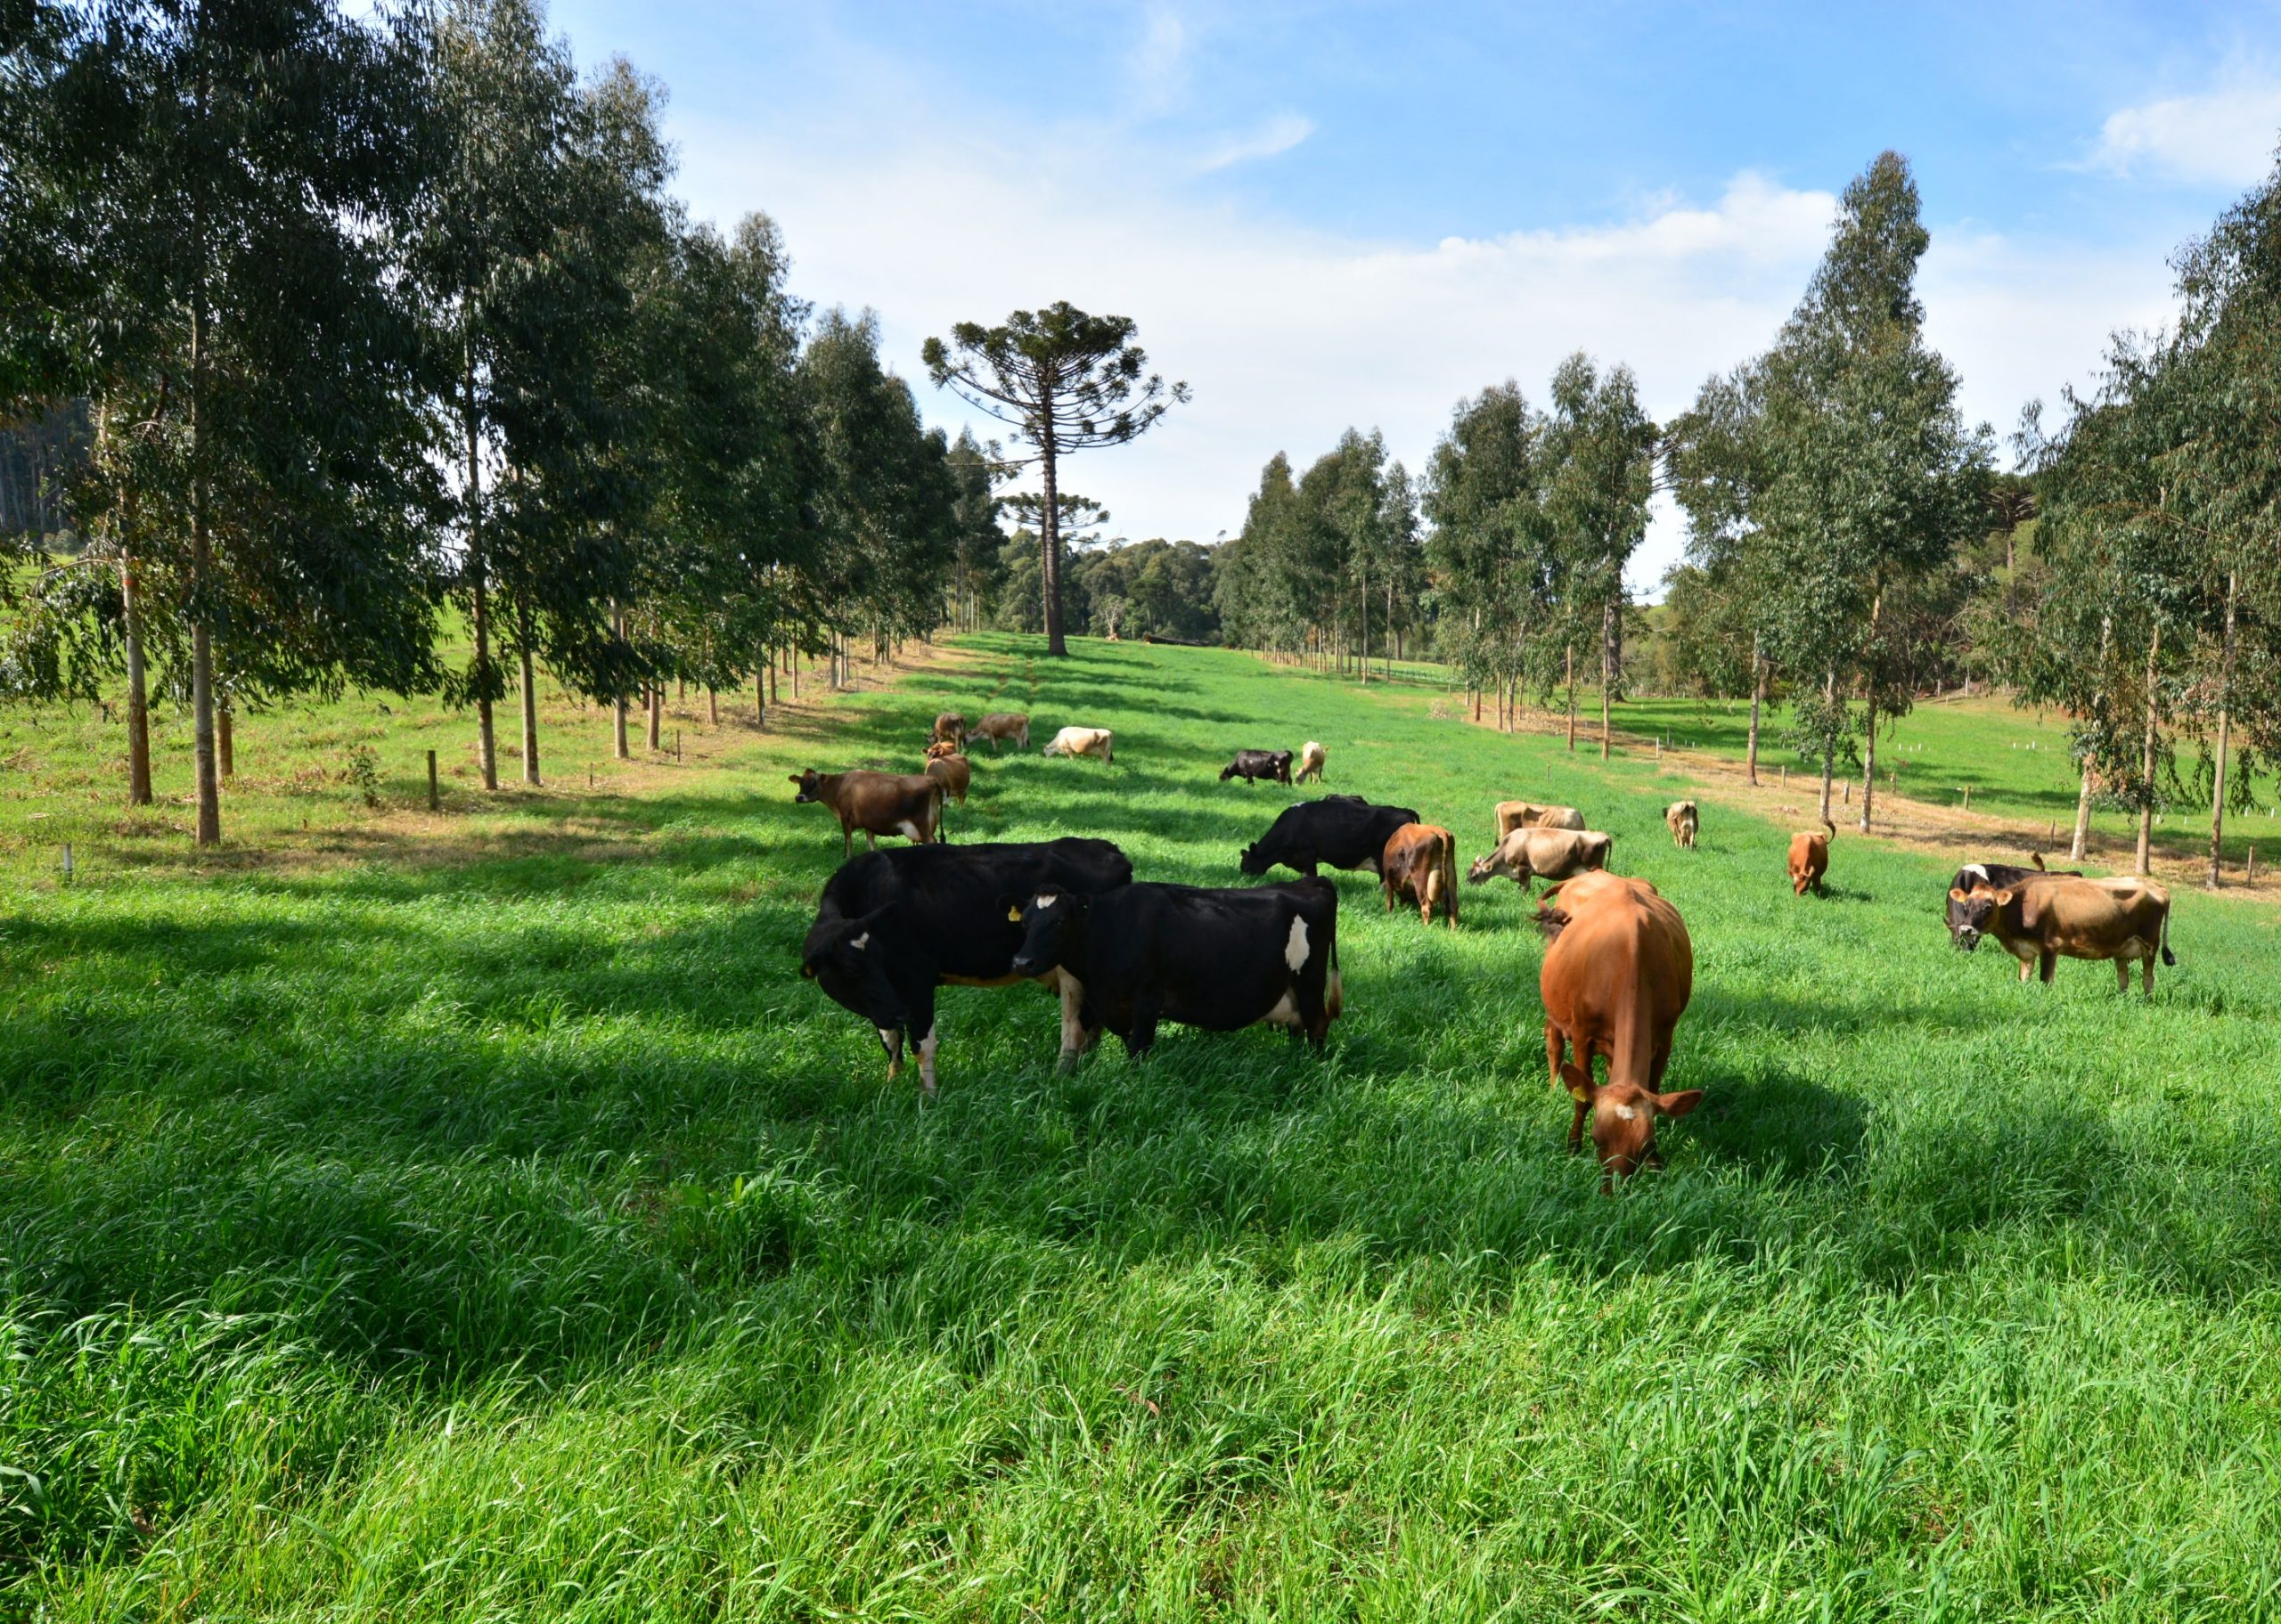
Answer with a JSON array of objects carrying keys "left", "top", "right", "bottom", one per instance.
[
  {"left": 1382, "top": 822, "right": 1459, "bottom": 926},
  {"left": 1296, "top": 740, "right": 1328, "bottom": 783},
  {"left": 1494, "top": 801, "right": 1586, "bottom": 838},
  {"left": 791, "top": 768, "right": 944, "bottom": 860},
  {"left": 1220, "top": 748, "right": 1294, "bottom": 786},
  {"left": 1042, "top": 725, "right": 1115, "bottom": 763},
  {"left": 931, "top": 712, "right": 968, "bottom": 747},
  {"left": 1239, "top": 795, "right": 1420, "bottom": 878},
  {"left": 970, "top": 712, "right": 1031, "bottom": 752},
  {"left": 1787, "top": 818, "right": 1835, "bottom": 895},
  {"left": 1007, "top": 877, "right": 1341, "bottom": 1062},
  {"left": 921, "top": 745, "right": 970, "bottom": 810},
  {"left": 1467, "top": 827, "right": 1614, "bottom": 894},
  {"left": 1948, "top": 874, "right": 2176, "bottom": 993},
  {"left": 1539, "top": 872, "right": 1700, "bottom": 1184},
  {"left": 1664, "top": 800, "right": 1698, "bottom": 849},
  {"left": 1941, "top": 855, "right": 2078, "bottom": 946},
  {"left": 799, "top": 838, "right": 1133, "bottom": 1094}
]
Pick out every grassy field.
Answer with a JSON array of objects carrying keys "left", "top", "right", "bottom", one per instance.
[{"left": 7, "top": 633, "right": 2281, "bottom": 1620}]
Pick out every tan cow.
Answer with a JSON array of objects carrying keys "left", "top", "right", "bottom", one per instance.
[
  {"left": 1664, "top": 800, "right": 1698, "bottom": 849},
  {"left": 1042, "top": 725, "right": 1114, "bottom": 763},
  {"left": 1296, "top": 740, "right": 1328, "bottom": 783},
  {"left": 930, "top": 711, "right": 968, "bottom": 748},
  {"left": 1467, "top": 827, "right": 1613, "bottom": 894},
  {"left": 1382, "top": 822, "right": 1458, "bottom": 927},
  {"left": 1948, "top": 875, "right": 2176, "bottom": 993},
  {"left": 969, "top": 712, "right": 1031, "bottom": 752},
  {"left": 1788, "top": 818, "right": 1835, "bottom": 895},
  {"left": 1494, "top": 801, "right": 1586, "bottom": 838},
  {"left": 790, "top": 769, "right": 943, "bottom": 859},
  {"left": 1539, "top": 872, "right": 1700, "bottom": 1183},
  {"left": 921, "top": 743, "right": 970, "bottom": 805}
]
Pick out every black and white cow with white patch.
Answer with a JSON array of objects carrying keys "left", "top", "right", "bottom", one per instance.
[
  {"left": 1005, "top": 877, "right": 1342, "bottom": 1065},
  {"left": 800, "top": 838, "right": 1133, "bottom": 1095},
  {"left": 1942, "top": 856, "right": 2077, "bottom": 948}
]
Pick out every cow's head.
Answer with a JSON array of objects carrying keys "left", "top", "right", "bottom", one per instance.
[
  {"left": 1466, "top": 844, "right": 1521, "bottom": 886},
  {"left": 924, "top": 740, "right": 961, "bottom": 763},
  {"left": 1945, "top": 883, "right": 2011, "bottom": 952},
  {"left": 789, "top": 769, "right": 825, "bottom": 804},
  {"left": 1219, "top": 763, "right": 1240, "bottom": 781},
  {"left": 1564, "top": 1063, "right": 1702, "bottom": 1185},
  {"left": 1006, "top": 890, "right": 1087, "bottom": 977},
  {"left": 1238, "top": 840, "right": 1271, "bottom": 877},
  {"left": 799, "top": 905, "right": 907, "bottom": 1030}
]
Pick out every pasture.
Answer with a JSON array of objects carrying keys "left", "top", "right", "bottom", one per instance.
[{"left": 7, "top": 634, "right": 2281, "bottom": 1620}]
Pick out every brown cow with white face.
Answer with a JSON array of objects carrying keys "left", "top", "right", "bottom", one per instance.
[
  {"left": 1468, "top": 828, "right": 1613, "bottom": 895},
  {"left": 1494, "top": 801, "right": 1586, "bottom": 839},
  {"left": 1381, "top": 822, "right": 1458, "bottom": 927},
  {"left": 1948, "top": 874, "right": 2176, "bottom": 993},
  {"left": 1788, "top": 818, "right": 1835, "bottom": 895},
  {"left": 791, "top": 769, "right": 944, "bottom": 859},
  {"left": 1538, "top": 872, "right": 1700, "bottom": 1186}
]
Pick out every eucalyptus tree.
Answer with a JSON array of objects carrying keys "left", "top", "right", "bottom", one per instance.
[
  {"left": 4, "top": 0, "right": 443, "bottom": 845},
  {"left": 944, "top": 428, "right": 1004, "bottom": 632},
  {"left": 1665, "top": 362, "right": 1778, "bottom": 780},
  {"left": 1214, "top": 453, "right": 1301, "bottom": 653},
  {"left": 1542, "top": 354, "right": 1656, "bottom": 759},
  {"left": 922, "top": 302, "right": 1187, "bottom": 656},
  {"left": 1422, "top": 383, "right": 1552, "bottom": 728}
]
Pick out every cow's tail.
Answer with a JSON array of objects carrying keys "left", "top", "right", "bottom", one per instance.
[
  {"left": 1822, "top": 816, "right": 1837, "bottom": 840},
  {"left": 2161, "top": 900, "right": 2177, "bottom": 967},
  {"left": 1440, "top": 836, "right": 1459, "bottom": 925},
  {"left": 2031, "top": 851, "right": 2048, "bottom": 871},
  {"left": 928, "top": 779, "right": 947, "bottom": 843},
  {"left": 1326, "top": 921, "right": 1344, "bottom": 1018}
]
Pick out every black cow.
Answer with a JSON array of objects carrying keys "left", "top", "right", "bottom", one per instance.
[
  {"left": 1007, "top": 878, "right": 1341, "bottom": 1063},
  {"left": 1942, "top": 856, "right": 2078, "bottom": 947},
  {"left": 1238, "top": 795, "right": 1420, "bottom": 878},
  {"left": 800, "top": 838, "right": 1132, "bottom": 1094},
  {"left": 1220, "top": 748, "right": 1294, "bottom": 786}
]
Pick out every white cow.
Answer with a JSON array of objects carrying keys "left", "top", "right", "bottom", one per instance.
[
  {"left": 1467, "top": 827, "right": 1614, "bottom": 894},
  {"left": 1296, "top": 740, "right": 1328, "bottom": 783},
  {"left": 1042, "top": 725, "right": 1115, "bottom": 764}
]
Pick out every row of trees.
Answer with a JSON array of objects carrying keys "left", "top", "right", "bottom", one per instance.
[{"left": 1, "top": 0, "right": 993, "bottom": 843}]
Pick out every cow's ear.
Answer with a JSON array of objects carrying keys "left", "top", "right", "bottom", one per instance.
[
  {"left": 1948, "top": 886, "right": 1968, "bottom": 902},
  {"left": 788, "top": 774, "right": 805, "bottom": 785},
  {"left": 1560, "top": 1061, "right": 1594, "bottom": 1103},
  {"left": 1992, "top": 888, "right": 2015, "bottom": 906},
  {"left": 1656, "top": 1089, "right": 1703, "bottom": 1119}
]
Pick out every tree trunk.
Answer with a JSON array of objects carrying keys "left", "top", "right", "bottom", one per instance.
[
  {"left": 756, "top": 666, "right": 766, "bottom": 728},
  {"left": 519, "top": 629, "right": 541, "bottom": 787},
  {"left": 217, "top": 699, "right": 233, "bottom": 779},
  {"left": 190, "top": 273, "right": 220, "bottom": 846},
  {"left": 465, "top": 339, "right": 497, "bottom": 792},
  {"left": 708, "top": 685, "right": 718, "bottom": 725},
  {"left": 2208, "top": 568, "right": 2237, "bottom": 888},
  {"left": 1566, "top": 645, "right": 1577, "bottom": 751},
  {"left": 611, "top": 602, "right": 630, "bottom": 762},
  {"left": 2071, "top": 614, "right": 2112, "bottom": 861},
  {"left": 647, "top": 681, "right": 662, "bottom": 750},
  {"left": 1386, "top": 579, "right": 1394, "bottom": 679},
  {"left": 121, "top": 556, "right": 152, "bottom": 805},
  {"left": 1819, "top": 667, "right": 1836, "bottom": 823},
  {"left": 1600, "top": 597, "right": 1619, "bottom": 762},
  {"left": 1858, "top": 595, "right": 1880, "bottom": 832},
  {"left": 1745, "top": 639, "right": 1763, "bottom": 788},
  {"left": 2135, "top": 623, "right": 2161, "bottom": 877},
  {"left": 1358, "top": 570, "right": 1369, "bottom": 684},
  {"left": 1041, "top": 425, "right": 1067, "bottom": 657}
]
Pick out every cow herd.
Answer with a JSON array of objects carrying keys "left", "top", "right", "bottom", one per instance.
[{"left": 794, "top": 708, "right": 2184, "bottom": 1185}]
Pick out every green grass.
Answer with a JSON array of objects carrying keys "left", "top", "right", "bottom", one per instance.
[{"left": 7, "top": 633, "right": 2281, "bottom": 1620}]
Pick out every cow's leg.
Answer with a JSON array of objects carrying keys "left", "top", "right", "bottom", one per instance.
[
  {"left": 1568, "top": 1095, "right": 1589, "bottom": 1155},
  {"left": 1124, "top": 994, "right": 1161, "bottom": 1059},
  {"left": 2142, "top": 949, "right": 2155, "bottom": 995},
  {"left": 910, "top": 986, "right": 939, "bottom": 1097},
  {"left": 1545, "top": 1022, "right": 1566, "bottom": 1090},
  {"left": 1053, "top": 972, "right": 1098, "bottom": 1073},
  {"left": 876, "top": 1025, "right": 904, "bottom": 1080},
  {"left": 842, "top": 824, "right": 854, "bottom": 861},
  {"left": 2115, "top": 957, "right": 2130, "bottom": 994},
  {"left": 2039, "top": 950, "right": 2057, "bottom": 984}
]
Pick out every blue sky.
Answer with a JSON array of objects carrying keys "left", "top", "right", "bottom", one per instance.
[{"left": 553, "top": 0, "right": 2281, "bottom": 590}]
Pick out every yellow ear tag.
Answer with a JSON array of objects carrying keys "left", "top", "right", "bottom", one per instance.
[
  {"left": 1007, "top": 906, "right": 1023, "bottom": 923},
  {"left": 1568, "top": 1084, "right": 1591, "bottom": 1103}
]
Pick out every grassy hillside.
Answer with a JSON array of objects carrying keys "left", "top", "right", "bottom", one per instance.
[{"left": 7, "top": 634, "right": 2281, "bottom": 1620}]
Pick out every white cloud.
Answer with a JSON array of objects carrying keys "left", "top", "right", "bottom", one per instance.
[
  {"left": 674, "top": 126, "right": 2176, "bottom": 599},
  {"left": 1198, "top": 113, "right": 1315, "bottom": 172},
  {"left": 2089, "top": 67, "right": 2281, "bottom": 189}
]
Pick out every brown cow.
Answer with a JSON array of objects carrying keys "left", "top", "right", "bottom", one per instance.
[
  {"left": 1296, "top": 740, "right": 1328, "bottom": 783},
  {"left": 790, "top": 768, "right": 944, "bottom": 859},
  {"left": 921, "top": 744, "right": 970, "bottom": 807},
  {"left": 1664, "top": 800, "right": 1698, "bottom": 849},
  {"left": 969, "top": 712, "right": 1031, "bottom": 752},
  {"left": 931, "top": 711, "right": 968, "bottom": 748},
  {"left": 1532, "top": 869, "right": 1658, "bottom": 939},
  {"left": 1467, "top": 828, "right": 1613, "bottom": 894},
  {"left": 1539, "top": 873, "right": 1700, "bottom": 1184},
  {"left": 1948, "top": 875, "right": 2176, "bottom": 993},
  {"left": 1382, "top": 822, "right": 1458, "bottom": 927},
  {"left": 1787, "top": 818, "right": 1835, "bottom": 895},
  {"left": 1494, "top": 801, "right": 1586, "bottom": 838}
]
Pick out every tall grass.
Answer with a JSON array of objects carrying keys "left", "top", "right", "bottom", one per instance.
[{"left": 5, "top": 633, "right": 2281, "bottom": 1620}]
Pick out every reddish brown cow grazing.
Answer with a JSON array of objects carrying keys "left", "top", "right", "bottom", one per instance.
[
  {"left": 1539, "top": 873, "right": 1700, "bottom": 1185},
  {"left": 1788, "top": 818, "right": 1835, "bottom": 895},
  {"left": 969, "top": 713, "right": 1030, "bottom": 752},
  {"left": 790, "top": 768, "right": 944, "bottom": 859},
  {"left": 931, "top": 712, "right": 968, "bottom": 747},
  {"left": 921, "top": 746, "right": 970, "bottom": 820},
  {"left": 1382, "top": 822, "right": 1458, "bottom": 927}
]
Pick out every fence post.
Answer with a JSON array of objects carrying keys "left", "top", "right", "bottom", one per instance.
[
  {"left": 427, "top": 748, "right": 438, "bottom": 812},
  {"left": 61, "top": 843, "right": 72, "bottom": 884},
  {"left": 1961, "top": 786, "right": 1972, "bottom": 812}
]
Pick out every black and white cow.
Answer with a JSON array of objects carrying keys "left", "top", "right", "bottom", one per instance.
[
  {"left": 800, "top": 838, "right": 1133, "bottom": 1095},
  {"left": 1942, "top": 856, "right": 2077, "bottom": 947},
  {"left": 1220, "top": 748, "right": 1294, "bottom": 786},
  {"left": 1006, "top": 878, "right": 1341, "bottom": 1063},
  {"left": 1238, "top": 794, "right": 1420, "bottom": 878}
]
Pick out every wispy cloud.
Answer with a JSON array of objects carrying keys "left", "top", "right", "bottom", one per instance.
[
  {"left": 1198, "top": 113, "right": 1316, "bottom": 173},
  {"left": 2088, "top": 64, "right": 2281, "bottom": 188},
  {"left": 1126, "top": 4, "right": 1190, "bottom": 114}
]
